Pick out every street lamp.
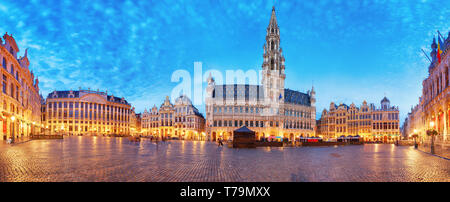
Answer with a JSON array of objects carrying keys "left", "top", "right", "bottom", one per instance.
[
  {"left": 428, "top": 121, "right": 438, "bottom": 154},
  {"left": 61, "top": 126, "right": 65, "bottom": 136},
  {"left": 11, "top": 116, "right": 15, "bottom": 142},
  {"left": 413, "top": 129, "right": 418, "bottom": 149},
  {"left": 32, "top": 121, "right": 36, "bottom": 136}
]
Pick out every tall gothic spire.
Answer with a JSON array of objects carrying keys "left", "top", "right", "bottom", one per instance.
[
  {"left": 262, "top": 6, "right": 286, "bottom": 103},
  {"left": 269, "top": 6, "right": 278, "bottom": 28},
  {"left": 263, "top": 6, "right": 284, "bottom": 71}
]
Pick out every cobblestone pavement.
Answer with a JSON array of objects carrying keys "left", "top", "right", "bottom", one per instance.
[
  {"left": 418, "top": 142, "right": 450, "bottom": 159},
  {"left": 0, "top": 136, "right": 449, "bottom": 182}
]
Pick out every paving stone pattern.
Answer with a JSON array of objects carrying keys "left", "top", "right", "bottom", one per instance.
[{"left": 0, "top": 137, "right": 448, "bottom": 182}]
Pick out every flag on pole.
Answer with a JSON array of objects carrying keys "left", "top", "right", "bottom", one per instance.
[{"left": 437, "top": 36, "right": 443, "bottom": 64}]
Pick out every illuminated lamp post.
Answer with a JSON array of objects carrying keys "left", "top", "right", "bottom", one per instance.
[
  {"left": 32, "top": 121, "right": 36, "bottom": 136},
  {"left": 61, "top": 126, "right": 65, "bottom": 136},
  {"left": 412, "top": 129, "right": 418, "bottom": 149},
  {"left": 427, "top": 121, "right": 438, "bottom": 154},
  {"left": 11, "top": 116, "right": 15, "bottom": 142}
]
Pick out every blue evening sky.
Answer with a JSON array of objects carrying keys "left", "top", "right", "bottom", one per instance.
[{"left": 1, "top": 0, "right": 449, "bottom": 123}]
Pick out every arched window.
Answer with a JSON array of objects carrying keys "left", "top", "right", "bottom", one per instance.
[
  {"left": 446, "top": 66, "right": 449, "bottom": 87},
  {"left": 2, "top": 58, "right": 6, "bottom": 69},
  {"left": 271, "top": 41, "right": 274, "bottom": 50},
  {"left": 271, "top": 59, "right": 274, "bottom": 70},
  {"left": 436, "top": 77, "right": 440, "bottom": 95}
]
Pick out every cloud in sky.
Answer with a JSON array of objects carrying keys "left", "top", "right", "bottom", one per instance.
[{"left": 0, "top": 0, "right": 449, "bottom": 123}]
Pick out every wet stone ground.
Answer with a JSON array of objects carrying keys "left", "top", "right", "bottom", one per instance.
[{"left": 0, "top": 136, "right": 449, "bottom": 182}]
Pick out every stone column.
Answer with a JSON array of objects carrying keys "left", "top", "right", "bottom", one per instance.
[{"left": 444, "top": 100, "right": 448, "bottom": 142}]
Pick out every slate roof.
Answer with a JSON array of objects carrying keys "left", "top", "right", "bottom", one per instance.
[
  {"left": 284, "top": 89, "right": 311, "bottom": 106},
  {"left": 46, "top": 90, "right": 130, "bottom": 105},
  {"left": 212, "top": 84, "right": 264, "bottom": 101},
  {"left": 212, "top": 85, "right": 311, "bottom": 107},
  {"left": 234, "top": 126, "right": 254, "bottom": 133}
]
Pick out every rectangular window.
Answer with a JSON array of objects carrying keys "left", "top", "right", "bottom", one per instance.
[
  {"left": 2, "top": 58, "right": 6, "bottom": 69},
  {"left": 10, "top": 84, "right": 13, "bottom": 97}
]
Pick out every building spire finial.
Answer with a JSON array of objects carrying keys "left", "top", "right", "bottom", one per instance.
[{"left": 269, "top": 6, "right": 278, "bottom": 28}]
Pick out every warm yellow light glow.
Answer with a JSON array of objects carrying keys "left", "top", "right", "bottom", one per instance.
[
  {"left": 413, "top": 129, "right": 417, "bottom": 133},
  {"left": 11, "top": 116, "right": 15, "bottom": 122},
  {"left": 430, "top": 121, "right": 435, "bottom": 128}
]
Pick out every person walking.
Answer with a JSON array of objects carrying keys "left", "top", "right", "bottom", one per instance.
[{"left": 218, "top": 138, "right": 223, "bottom": 147}]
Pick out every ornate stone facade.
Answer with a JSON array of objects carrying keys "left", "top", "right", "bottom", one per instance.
[
  {"left": 41, "top": 89, "right": 133, "bottom": 136},
  {"left": 205, "top": 7, "right": 316, "bottom": 142},
  {"left": 317, "top": 98, "right": 400, "bottom": 142},
  {"left": 141, "top": 95, "right": 206, "bottom": 140},
  {"left": 0, "top": 33, "right": 42, "bottom": 141},
  {"left": 403, "top": 32, "right": 450, "bottom": 145}
]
